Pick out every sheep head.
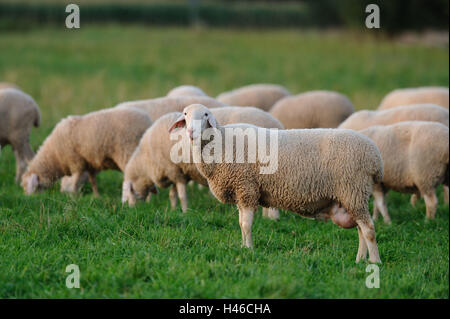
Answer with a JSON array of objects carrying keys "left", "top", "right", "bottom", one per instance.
[
  {"left": 21, "top": 172, "right": 39, "bottom": 195},
  {"left": 122, "top": 179, "right": 157, "bottom": 207},
  {"left": 168, "top": 104, "right": 217, "bottom": 141}
]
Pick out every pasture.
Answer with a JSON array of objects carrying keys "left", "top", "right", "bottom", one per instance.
[{"left": 0, "top": 26, "right": 448, "bottom": 298}]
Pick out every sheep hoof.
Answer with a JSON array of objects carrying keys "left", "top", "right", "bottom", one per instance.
[
  {"left": 355, "top": 256, "right": 366, "bottom": 264},
  {"left": 369, "top": 258, "right": 382, "bottom": 264}
]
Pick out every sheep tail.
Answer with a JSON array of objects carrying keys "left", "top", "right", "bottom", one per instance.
[{"left": 373, "top": 162, "right": 384, "bottom": 185}]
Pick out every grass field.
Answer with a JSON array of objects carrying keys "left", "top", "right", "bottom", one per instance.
[{"left": 0, "top": 25, "right": 448, "bottom": 298}]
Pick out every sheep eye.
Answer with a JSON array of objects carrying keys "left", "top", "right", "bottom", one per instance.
[
  {"left": 184, "top": 112, "right": 187, "bottom": 115},
  {"left": 204, "top": 113, "right": 208, "bottom": 116}
]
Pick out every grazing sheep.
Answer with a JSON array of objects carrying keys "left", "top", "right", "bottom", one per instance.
[
  {"left": 270, "top": 90, "right": 355, "bottom": 129},
  {"left": 21, "top": 108, "right": 152, "bottom": 195},
  {"left": 168, "top": 104, "right": 383, "bottom": 263},
  {"left": 378, "top": 87, "right": 449, "bottom": 110},
  {"left": 216, "top": 84, "right": 290, "bottom": 111},
  {"left": 359, "top": 122, "right": 449, "bottom": 223},
  {"left": 123, "top": 106, "right": 284, "bottom": 220},
  {"left": 167, "top": 85, "right": 208, "bottom": 97},
  {"left": 339, "top": 104, "right": 449, "bottom": 130},
  {"left": 116, "top": 96, "right": 225, "bottom": 122},
  {"left": 0, "top": 88, "right": 40, "bottom": 183}
]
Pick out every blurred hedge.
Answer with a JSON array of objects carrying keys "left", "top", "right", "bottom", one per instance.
[{"left": 0, "top": 1, "right": 448, "bottom": 33}]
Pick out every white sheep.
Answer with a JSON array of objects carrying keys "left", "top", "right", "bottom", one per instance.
[
  {"left": 338, "top": 104, "right": 449, "bottom": 130},
  {"left": 216, "top": 84, "right": 290, "bottom": 111},
  {"left": 359, "top": 122, "right": 449, "bottom": 223},
  {"left": 270, "top": 90, "right": 355, "bottom": 129},
  {"left": 116, "top": 95, "right": 225, "bottom": 122},
  {"left": 167, "top": 85, "right": 208, "bottom": 97},
  {"left": 21, "top": 107, "right": 152, "bottom": 195},
  {"left": 123, "top": 106, "right": 284, "bottom": 220},
  {"left": 61, "top": 96, "right": 222, "bottom": 195},
  {"left": 0, "top": 88, "right": 41, "bottom": 183},
  {"left": 168, "top": 104, "right": 383, "bottom": 263},
  {"left": 378, "top": 87, "right": 449, "bottom": 110},
  {"left": 340, "top": 104, "right": 449, "bottom": 208}
]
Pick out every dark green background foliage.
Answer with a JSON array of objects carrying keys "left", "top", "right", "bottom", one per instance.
[
  {"left": 0, "top": 0, "right": 448, "bottom": 33},
  {"left": 0, "top": 26, "right": 448, "bottom": 298}
]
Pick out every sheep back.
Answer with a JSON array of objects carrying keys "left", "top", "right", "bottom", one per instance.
[
  {"left": 270, "top": 90, "right": 354, "bottom": 129},
  {"left": 216, "top": 84, "right": 290, "bottom": 111},
  {"left": 378, "top": 87, "right": 449, "bottom": 110},
  {"left": 167, "top": 85, "right": 207, "bottom": 97},
  {"left": 116, "top": 96, "right": 225, "bottom": 122},
  {"left": 339, "top": 104, "right": 449, "bottom": 131}
]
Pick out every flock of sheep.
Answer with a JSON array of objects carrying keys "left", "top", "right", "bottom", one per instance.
[{"left": 0, "top": 82, "right": 449, "bottom": 264}]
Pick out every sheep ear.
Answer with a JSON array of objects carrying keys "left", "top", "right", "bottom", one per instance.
[
  {"left": 26, "top": 174, "right": 39, "bottom": 194},
  {"left": 207, "top": 115, "right": 217, "bottom": 128},
  {"left": 168, "top": 114, "right": 186, "bottom": 133}
]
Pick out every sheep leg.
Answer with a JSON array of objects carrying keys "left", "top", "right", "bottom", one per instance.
[
  {"left": 410, "top": 194, "right": 418, "bottom": 207},
  {"left": 262, "top": 207, "right": 280, "bottom": 220},
  {"left": 176, "top": 182, "right": 188, "bottom": 213},
  {"left": 373, "top": 188, "right": 391, "bottom": 225},
  {"left": 238, "top": 209, "right": 245, "bottom": 246},
  {"left": 371, "top": 184, "right": 381, "bottom": 221},
  {"left": 12, "top": 142, "right": 34, "bottom": 184},
  {"left": 356, "top": 218, "right": 381, "bottom": 263},
  {"left": 423, "top": 191, "right": 438, "bottom": 219},
  {"left": 372, "top": 203, "right": 379, "bottom": 221},
  {"left": 444, "top": 186, "right": 449, "bottom": 205},
  {"left": 355, "top": 226, "right": 368, "bottom": 263},
  {"left": 88, "top": 173, "right": 99, "bottom": 197},
  {"left": 67, "top": 172, "right": 83, "bottom": 195},
  {"left": 238, "top": 206, "right": 255, "bottom": 248},
  {"left": 169, "top": 185, "right": 178, "bottom": 209},
  {"left": 14, "top": 149, "right": 27, "bottom": 184}
]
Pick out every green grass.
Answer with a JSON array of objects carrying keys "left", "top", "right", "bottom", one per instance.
[{"left": 0, "top": 26, "right": 448, "bottom": 298}]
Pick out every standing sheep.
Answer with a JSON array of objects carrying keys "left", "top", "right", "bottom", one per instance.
[
  {"left": 0, "top": 88, "right": 40, "bottom": 183},
  {"left": 378, "top": 87, "right": 449, "bottom": 110},
  {"left": 359, "top": 122, "right": 449, "bottom": 223},
  {"left": 21, "top": 108, "right": 152, "bottom": 195},
  {"left": 167, "top": 85, "right": 208, "bottom": 97},
  {"left": 338, "top": 104, "right": 449, "bottom": 130},
  {"left": 123, "top": 106, "right": 284, "bottom": 220},
  {"left": 168, "top": 104, "right": 383, "bottom": 263},
  {"left": 216, "top": 84, "right": 290, "bottom": 111},
  {"left": 116, "top": 96, "right": 225, "bottom": 122},
  {"left": 269, "top": 90, "right": 355, "bottom": 129}
]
